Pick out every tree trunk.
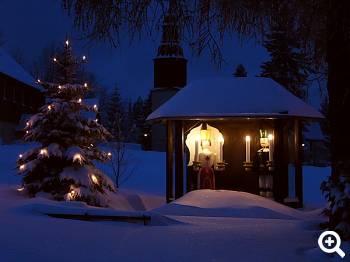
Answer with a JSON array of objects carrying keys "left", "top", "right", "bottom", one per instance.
[{"left": 327, "top": 0, "right": 350, "bottom": 180}]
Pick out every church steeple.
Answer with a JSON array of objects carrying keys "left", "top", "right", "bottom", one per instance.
[
  {"left": 153, "top": 0, "right": 187, "bottom": 89},
  {"left": 156, "top": 0, "right": 184, "bottom": 58},
  {"left": 150, "top": 0, "right": 188, "bottom": 151}
]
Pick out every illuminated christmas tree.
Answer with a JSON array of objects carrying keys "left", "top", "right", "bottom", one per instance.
[{"left": 17, "top": 39, "right": 115, "bottom": 206}]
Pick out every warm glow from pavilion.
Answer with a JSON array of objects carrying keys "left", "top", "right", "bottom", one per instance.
[
  {"left": 185, "top": 123, "right": 224, "bottom": 166},
  {"left": 218, "top": 134, "right": 224, "bottom": 143}
]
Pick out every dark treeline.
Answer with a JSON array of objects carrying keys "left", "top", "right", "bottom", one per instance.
[{"left": 98, "top": 85, "right": 151, "bottom": 147}]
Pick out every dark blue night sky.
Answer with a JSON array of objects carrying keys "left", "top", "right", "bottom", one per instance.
[{"left": 0, "top": 0, "right": 322, "bottom": 106}]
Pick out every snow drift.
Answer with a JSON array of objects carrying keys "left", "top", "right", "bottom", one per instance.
[{"left": 155, "top": 190, "right": 314, "bottom": 220}]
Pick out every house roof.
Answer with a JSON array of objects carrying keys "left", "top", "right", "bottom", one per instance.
[
  {"left": 147, "top": 77, "right": 324, "bottom": 121},
  {"left": 0, "top": 47, "right": 42, "bottom": 90}
]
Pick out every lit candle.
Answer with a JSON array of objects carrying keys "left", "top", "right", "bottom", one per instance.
[
  {"left": 218, "top": 134, "right": 224, "bottom": 162},
  {"left": 245, "top": 135, "right": 251, "bottom": 162},
  {"left": 268, "top": 134, "right": 274, "bottom": 161},
  {"left": 194, "top": 138, "right": 199, "bottom": 162}
]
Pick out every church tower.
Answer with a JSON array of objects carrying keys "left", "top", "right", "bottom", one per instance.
[{"left": 151, "top": 1, "right": 187, "bottom": 151}]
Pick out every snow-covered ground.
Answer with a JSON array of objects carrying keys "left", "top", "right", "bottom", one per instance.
[{"left": 0, "top": 143, "right": 348, "bottom": 261}]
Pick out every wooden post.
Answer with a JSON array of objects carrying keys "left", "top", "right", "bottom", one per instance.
[
  {"left": 174, "top": 121, "right": 184, "bottom": 199},
  {"left": 294, "top": 119, "right": 303, "bottom": 207},
  {"left": 166, "top": 120, "right": 174, "bottom": 203},
  {"left": 273, "top": 119, "right": 289, "bottom": 203}
]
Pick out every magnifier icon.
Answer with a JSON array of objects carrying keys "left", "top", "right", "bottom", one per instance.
[{"left": 318, "top": 231, "right": 346, "bottom": 258}]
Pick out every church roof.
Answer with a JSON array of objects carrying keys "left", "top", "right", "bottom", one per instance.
[
  {"left": 0, "top": 47, "right": 41, "bottom": 90},
  {"left": 147, "top": 77, "right": 324, "bottom": 121}
]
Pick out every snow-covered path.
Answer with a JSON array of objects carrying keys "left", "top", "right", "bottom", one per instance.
[
  {"left": 0, "top": 143, "right": 346, "bottom": 262},
  {"left": 0, "top": 187, "right": 324, "bottom": 262},
  {"left": 0, "top": 186, "right": 336, "bottom": 262}
]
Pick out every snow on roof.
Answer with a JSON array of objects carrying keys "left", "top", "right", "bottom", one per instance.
[
  {"left": 147, "top": 77, "right": 324, "bottom": 121},
  {"left": 0, "top": 47, "right": 41, "bottom": 90}
]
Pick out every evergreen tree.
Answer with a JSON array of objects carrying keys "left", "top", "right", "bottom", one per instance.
[
  {"left": 260, "top": 6, "right": 310, "bottom": 100},
  {"left": 105, "top": 85, "right": 125, "bottom": 141},
  {"left": 233, "top": 64, "right": 247, "bottom": 77},
  {"left": 98, "top": 87, "right": 109, "bottom": 130},
  {"left": 132, "top": 96, "right": 144, "bottom": 143},
  {"left": 17, "top": 40, "right": 115, "bottom": 206},
  {"left": 30, "top": 42, "right": 59, "bottom": 83}
]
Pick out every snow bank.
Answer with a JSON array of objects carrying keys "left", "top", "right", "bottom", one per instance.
[
  {"left": 14, "top": 194, "right": 182, "bottom": 226},
  {"left": 155, "top": 190, "right": 315, "bottom": 220}
]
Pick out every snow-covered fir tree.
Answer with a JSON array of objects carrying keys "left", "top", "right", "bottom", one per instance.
[
  {"left": 17, "top": 40, "right": 115, "bottom": 206},
  {"left": 233, "top": 64, "right": 247, "bottom": 77},
  {"left": 260, "top": 5, "right": 310, "bottom": 100}
]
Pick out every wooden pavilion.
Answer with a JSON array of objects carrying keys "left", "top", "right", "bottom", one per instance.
[{"left": 147, "top": 77, "right": 324, "bottom": 208}]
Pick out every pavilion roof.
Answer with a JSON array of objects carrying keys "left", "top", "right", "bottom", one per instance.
[{"left": 147, "top": 77, "right": 324, "bottom": 121}]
